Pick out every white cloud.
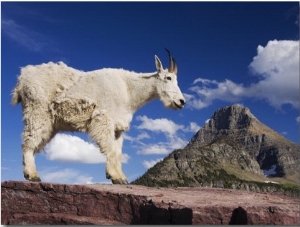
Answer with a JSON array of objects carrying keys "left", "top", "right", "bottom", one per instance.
[
  {"left": 169, "top": 136, "right": 188, "bottom": 150},
  {"left": 193, "top": 78, "right": 217, "bottom": 85},
  {"left": 185, "top": 79, "right": 245, "bottom": 109},
  {"left": 45, "top": 133, "right": 130, "bottom": 164},
  {"left": 136, "top": 115, "right": 185, "bottom": 137},
  {"left": 142, "top": 158, "right": 163, "bottom": 169},
  {"left": 281, "top": 131, "right": 288, "bottom": 136},
  {"left": 185, "top": 40, "right": 299, "bottom": 110},
  {"left": 131, "top": 115, "right": 203, "bottom": 156},
  {"left": 123, "top": 132, "right": 150, "bottom": 142},
  {"left": 183, "top": 93, "right": 210, "bottom": 110},
  {"left": 133, "top": 115, "right": 196, "bottom": 155},
  {"left": 137, "top": 144, "right": 169, "bottom": 155},
  {"left": 248, "top": 40, "right": 299, "bottom": 108},
  {"left": 40, "top": 168, "right": 95, "bottom": 184},
  {"left": 296, "top": 116, "right": 300, "bottom": 124},
  {"left": 184, "top": 122, "right": 201, "bottom": 133},
  {"left": 2, "top": 18, "right": 54, "bottom": 52},
  {"left": 136, "top": 115, "right": 200, "bottom": 135},
  {"left": 121, "top": 153, "right": 131, "bottom": 163},
  {"left": 136, "top": 135, "right": 187, "bottom": 155}
]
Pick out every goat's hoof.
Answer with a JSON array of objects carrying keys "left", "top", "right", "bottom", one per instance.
[
  {"left": 30, "top": 177, "right": 41, "bottom": 182},
  {"left": 24, "top": 173, "right": 41, "bottom": 182},
  {"left": 112, "top": 179, "right": 128, "bottom": 184}
]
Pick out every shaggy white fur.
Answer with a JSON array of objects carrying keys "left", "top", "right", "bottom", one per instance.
[{"left": 12, "top": 51, "right": 185, "bottom": 184}]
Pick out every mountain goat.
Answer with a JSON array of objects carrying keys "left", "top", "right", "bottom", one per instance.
[{"left": 12, "top": 49, "right": 185, "bottom": 184}]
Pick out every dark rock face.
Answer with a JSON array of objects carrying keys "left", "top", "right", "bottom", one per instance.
[
  {"left": 2, "top": 181, "right": 299, "bottom": 225},
  {"left": 133, "top": 105, "right": 299, "bottom": 191},
  {"left": 187, "top": 105, "right": 255, "bottom": 146}
]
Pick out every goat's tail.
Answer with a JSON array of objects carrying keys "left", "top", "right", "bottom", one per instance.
[{"left": 11, "top": 82, "right": 22, "bottom": 105}]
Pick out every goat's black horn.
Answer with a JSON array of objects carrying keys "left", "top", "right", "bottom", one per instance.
[{"left": 165, "top": 48, "right": 178, "bottom": 74}]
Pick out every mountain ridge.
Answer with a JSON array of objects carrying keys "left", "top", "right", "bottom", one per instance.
[{"left": 133, "top": 105, "right": 300, "bottom": 193}]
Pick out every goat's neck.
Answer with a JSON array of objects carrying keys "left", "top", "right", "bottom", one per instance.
[{"left": 126, "top": 72, "right": 159, "bottom": 112}]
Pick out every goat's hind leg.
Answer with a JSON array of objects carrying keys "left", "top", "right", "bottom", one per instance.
[{"left": 22, "top": 112, "right": 54, "bottom": 182}]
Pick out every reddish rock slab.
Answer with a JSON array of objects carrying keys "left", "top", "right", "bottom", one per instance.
[{"left": 1, "top": 181, "right": 299, "bottom": 225}]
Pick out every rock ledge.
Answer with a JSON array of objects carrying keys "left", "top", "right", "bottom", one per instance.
[{"left": 1, "top": 181, "right": 299, "bottom": 225}]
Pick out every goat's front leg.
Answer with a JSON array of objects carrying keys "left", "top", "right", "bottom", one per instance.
[
  {"left": 88, "top": 110, "right": 128, "bottom": 184},
  {"left": 107, "top": 130, "right": 128, "bottom": 184}
]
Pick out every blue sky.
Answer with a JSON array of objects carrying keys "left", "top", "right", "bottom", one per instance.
[{"left": 1, "top": 2, "right": 299, "bottom": 184}]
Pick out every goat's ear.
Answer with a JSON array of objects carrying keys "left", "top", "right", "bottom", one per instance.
[{"left": 155, "top": 55, "right": 163, "bottom": 73}]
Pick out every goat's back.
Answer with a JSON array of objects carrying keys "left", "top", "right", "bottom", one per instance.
[{"left": 12, "top": 62, "right": 81, "bottom": 105}]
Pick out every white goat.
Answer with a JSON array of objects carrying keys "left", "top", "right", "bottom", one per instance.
[{"left": 12, "top": 49, "right": 185, "bottom": 184}]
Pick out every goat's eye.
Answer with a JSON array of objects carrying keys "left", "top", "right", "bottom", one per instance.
[{"left": 166, "top": 76, "right": 172, "bottom": 81}]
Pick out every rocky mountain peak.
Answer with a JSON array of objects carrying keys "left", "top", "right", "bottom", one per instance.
[
  {"left": 187, "top": 105, "right": 278, "bottom": 148},
  {"left": 133, "top": 105, "right": 300, "bottom": 189},
  {"left": 206, "top": 105, "right": 256, "bottom": 131},
  {"left": 185, "top": 105, "right": 300, "bottom": 179}
]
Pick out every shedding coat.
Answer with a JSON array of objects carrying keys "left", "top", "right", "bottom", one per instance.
[{"left": 12, "top": 53, "right": 185, "bottom": 184}]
